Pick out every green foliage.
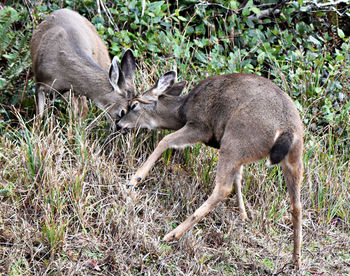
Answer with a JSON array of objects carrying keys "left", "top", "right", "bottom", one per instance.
[
  {"left": 2, "top": 1, "right": 349, "bottom": 135},
  {"left": 0, "top": 6, "right": 33, "bottom": 115}
]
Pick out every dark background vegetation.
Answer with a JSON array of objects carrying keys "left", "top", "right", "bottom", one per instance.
[
  {"left": 1, "top": 0, "right": 349, "bottom": 143},
  {"left": 0, "top": 0, "right": 349, "bottom": 275}
]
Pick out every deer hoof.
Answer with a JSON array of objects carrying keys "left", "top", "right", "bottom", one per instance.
[
  {"left": 239, "top": 212, "right": 248, "bottom": 221},
  {"left": 163, "top": 232, "right": 176, "bottom": 242},
  {"left": 293, "top": 255, "right": 301, "bottom": 270},
  {"left": 163, "top": 229, "right": 184, "bottom": 242},
  {"left": 128, "top": 175, "right": 141, "bottom": 187}
]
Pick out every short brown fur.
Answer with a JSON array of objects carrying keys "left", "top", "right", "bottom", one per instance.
[
  {"left": 30, "top": 9, "right": 136, "bottom": 126},
  {"left": 118, "top": 72, "right": 304, "bottom": 269}
]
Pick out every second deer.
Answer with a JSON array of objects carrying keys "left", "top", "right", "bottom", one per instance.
[{"left": 30, "top": 9, "right": 135, "bottom": 128}]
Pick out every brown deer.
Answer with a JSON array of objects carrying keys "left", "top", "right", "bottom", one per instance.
[
  {"left": 118, "top": 71, "right": 304, "bottom": 269},
  {"left": 30, "top": 9, "right": 135, "bottom": 128}
]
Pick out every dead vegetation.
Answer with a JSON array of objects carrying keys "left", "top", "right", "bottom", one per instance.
[{"left": 0, "top": 107, "right": 349, "bottom": 275}]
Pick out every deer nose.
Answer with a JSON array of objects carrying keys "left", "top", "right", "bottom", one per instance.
[
  {"left": 114, "top": 124, "right": 122, "bottom": 132},
  {"left": 121, "top": 128, "right": 129, "bottom": 134}
]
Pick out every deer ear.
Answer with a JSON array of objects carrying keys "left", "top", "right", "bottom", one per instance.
[
  {"left": 152, "top": 71, "right": 176, "bottom": 97},
  {"left": 165, "top": 81, "right": 186, "bottom": 96},
  {"left": 109, "top": 56, "right": 125, "bottom": 96},
  {"left": 120, "top": 49, "right": 136, "bottom": 84}
]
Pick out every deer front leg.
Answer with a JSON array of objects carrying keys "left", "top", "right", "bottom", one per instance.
[
  {"left": 129, "top": 124, "right": 209, "bottom": 187},
  {"left": 128, "top": 139, "right": 169, "bottom": 187},
  {"left": 35, "top": 84, "right": 46, "bottom": 117},
  {"left": 72, "top": 95, "right": 88, "bottom": 119}
]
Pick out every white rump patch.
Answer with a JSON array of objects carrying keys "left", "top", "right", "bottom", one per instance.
[
  {"left": 265, "top": 158, "right": 274, "bottom": 167},
  {"left": 273, "top": 130, "right": 282, "bottom": 143}
]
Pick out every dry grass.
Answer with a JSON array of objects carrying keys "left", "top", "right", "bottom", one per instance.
[{"left": 0, "top": 106, "right": 349, "bottom": 275}]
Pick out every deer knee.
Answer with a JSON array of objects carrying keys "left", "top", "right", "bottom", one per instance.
[{"left": 214, "top": 185, "right": 232, "bottom": 201}]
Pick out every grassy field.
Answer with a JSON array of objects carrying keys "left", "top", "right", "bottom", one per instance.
[
  {"left": 0, "top": 89, "right": 349, "bottom": 275},
  {"left": 1, "top": 1, "right": 350, "bottom": 275}
]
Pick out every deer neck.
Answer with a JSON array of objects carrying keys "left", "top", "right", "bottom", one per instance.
[
  {"left": 60, "top": 49, "right": 113, "bottom": 104},
  {"left": 156, "top": 95, "right": 188, "bottom": 130},
  {"left": 72, "top": 68, "right": 113, "bottom": 108}
]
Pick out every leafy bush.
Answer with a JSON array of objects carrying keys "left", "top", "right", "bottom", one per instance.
[{"left": 0, "top": 6, "right": 34, "bottom": 121}]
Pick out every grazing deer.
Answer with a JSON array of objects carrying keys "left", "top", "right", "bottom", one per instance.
[
  {"left": 118, "top": 71, "right": 304, "bottom": 269},
  {"left": 30, "top": 8, "right": 135, "bottom": 127}
]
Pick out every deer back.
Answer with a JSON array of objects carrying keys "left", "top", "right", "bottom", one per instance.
[
  {"left": 31, "top": 9, "right": 110, "bottom": 73},
  {"left": 180, "top": 74, "right": 303, "bottom": 147}
]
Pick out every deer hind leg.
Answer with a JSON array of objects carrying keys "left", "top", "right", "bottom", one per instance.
[
  {"left": 281, "top": 138, "right": 303, "bottom": 269},
  {"left": 129, "top": 124, "right": 210, "bottom": 187},
  {"left": 163, "top": 151, "right": 241, "bottom": 242},
  {"left": 233, "top": 166, "right": 247, "bottom": 220}
]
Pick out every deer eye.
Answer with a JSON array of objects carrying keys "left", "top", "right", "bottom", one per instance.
[
  {"left": 131, "top": 102, "right": 139, "bottom": 110},
  {"left": 119, "top": 109, "right": 126, "bottom": 118}
]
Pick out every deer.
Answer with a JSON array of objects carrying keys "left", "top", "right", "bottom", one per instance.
[
  {"left": 117, "top": 71, "right": 304, "bottom": 269},
  {"left": 30, "top": 8, "right": 135, "bottom": 128}
]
